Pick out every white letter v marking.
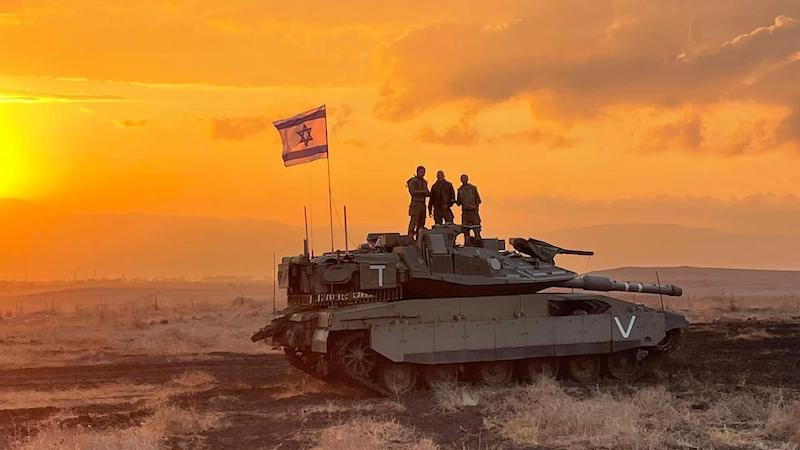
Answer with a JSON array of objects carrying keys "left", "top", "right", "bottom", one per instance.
[{"left": 614, "top": 316, "right": 637, "bottom": 339}]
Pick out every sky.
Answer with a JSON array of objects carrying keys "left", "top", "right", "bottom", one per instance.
[{"left": 1, "top": 0, "right": 800, "bottom": 256}]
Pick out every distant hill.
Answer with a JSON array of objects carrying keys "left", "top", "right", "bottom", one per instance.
[
  {"left": 0, "top": 200, "right": 305, "bottom": 280},
  {"left": 2, "top": 199, "right": 798, "bottom": 280},
  {"left": 593, "top": 266, "right": 800, "bottom": 298}
]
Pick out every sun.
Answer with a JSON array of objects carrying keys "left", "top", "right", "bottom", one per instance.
[{"left": 0, "top": 124, "right": 29, "bottom": 198}]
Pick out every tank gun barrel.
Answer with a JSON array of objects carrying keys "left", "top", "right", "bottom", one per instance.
[
  {"left": 559, "top": 275, "right": 682, "bottom": 297},
  {"left": 557, "top": 248, "right": 594, "bottom": 257}
]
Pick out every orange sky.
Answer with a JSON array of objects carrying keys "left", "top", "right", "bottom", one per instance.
[{"left": 2, "top": 0, "right": 800, "bottom": 242}]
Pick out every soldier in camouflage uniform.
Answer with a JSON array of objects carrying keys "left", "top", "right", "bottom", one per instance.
[
  {"left": 456, "top": 173, "right": 482, "bottom": 243},
  {"left": 407, "top": 166, "right": 430, "bottom": 240},
  {"left": 428, "top": 170, "right": 455, "bottom": 225}
]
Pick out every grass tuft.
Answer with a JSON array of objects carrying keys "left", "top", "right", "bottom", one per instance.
[{"left": 313, "top": 417, "right": 438, "bottom": 450}]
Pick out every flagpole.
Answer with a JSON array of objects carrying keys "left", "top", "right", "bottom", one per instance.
[{"left": 325, "top": 109, "right": 334, "bottom": 253}]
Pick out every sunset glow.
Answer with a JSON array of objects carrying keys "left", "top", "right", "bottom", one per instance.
[{"left": 1, "top": 1, "right": 799, "bottom": 278}]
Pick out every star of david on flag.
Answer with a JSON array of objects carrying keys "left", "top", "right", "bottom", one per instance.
[{"left": 273, "top": 105, "right": 328, "bottom": 167}]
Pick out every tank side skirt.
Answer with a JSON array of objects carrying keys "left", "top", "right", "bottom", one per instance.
[{"left": 369, "top": 311, "right": 668, "bottom": 365}]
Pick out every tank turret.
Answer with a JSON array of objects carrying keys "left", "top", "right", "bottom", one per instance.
[{"left": 275, "top": 224, "right": 682, "bottom": 305}]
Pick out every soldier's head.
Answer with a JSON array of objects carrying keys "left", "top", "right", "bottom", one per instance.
[
  {"left": 416, "top": 165, "right": 426, "bottom": 178},
  {"left": 460, "top": 174, "right": 469, "bottom": 185},
  {"left": 436, "top": 170, "right": 445, "bottom": 180}
]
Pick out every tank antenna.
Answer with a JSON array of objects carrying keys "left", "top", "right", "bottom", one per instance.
[
  {"left": 303, "top": 206, "right": 310, "bottom": 257},
  {"left": 343, "top": 205, "right": 349, "bottom": 254},
  {"left": 656, "top": 270, "right": 665, "bottom": 311}
]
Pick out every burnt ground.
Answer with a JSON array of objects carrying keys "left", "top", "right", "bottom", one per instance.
[{"left": 1, "top": 319, "right": 800, "bottom": 449}]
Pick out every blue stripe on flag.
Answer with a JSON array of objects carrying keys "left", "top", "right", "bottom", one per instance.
[
  {"left": 283, "top": 144, "right": 328, "bottom": 162},
  {"left": 274, "top": 108, "right": 326, "bottom": 130}
]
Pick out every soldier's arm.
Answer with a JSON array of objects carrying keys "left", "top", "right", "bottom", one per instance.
[
  {"left": 476, "top": 187, "right": 482, "bottom": 206},
  {"left": 455, "top": 189, "right": 462, "bottom": 206},
  {"left": 448, "top": 185, "right": 456, "bottom": 205}
]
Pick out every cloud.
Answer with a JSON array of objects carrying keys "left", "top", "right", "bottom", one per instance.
[
  {"left": 210, "top": 116, "right": 271, "bottom": 141},
  {"left": 645, "top": 115, "right": 704, "bottom": 152},
  {"left": 330, "top": 104, "right": 353, "bottom": 133},
  {"left": 0, "top": 1, "right": 382, "bottom": 88},
  {"left": 0, "top": 89, "right": 125, "bottom": 103},
  {"left": 417, "top": 111, "right": 480, "bottom": 145},
  {"left": 376, "top": 2, "right": 800, "bottom": 148},
  {"left": 114, "top": 119, "right": 149, "bottom": 129},
  {"left": 0, "top": 12, "right": 30, "bottom": 27},
  {"left": 496, "top": 127, "right": 574, "bottom": 149}
]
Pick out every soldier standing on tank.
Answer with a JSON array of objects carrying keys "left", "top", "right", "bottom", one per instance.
[
  {"left": 407, "top": 165, "right": 430, "bottom": 240},
  {"left": 428, "top": 170, "right": 455, "bottom": 226},
  {"left": 456, "top": 173, "right": 482, "bottom": 243}
]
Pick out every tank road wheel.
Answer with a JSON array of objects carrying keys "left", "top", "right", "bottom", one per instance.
[
  {"left": 526, "top": 357, "right": 559, "bottom": 380},
  {"left": 567, "top": 355, "right": 601, "bottom": 382},
  {"left": 606, "top": 351, "right": 644, "bottom": 382},
  {"left": 379, "top": 363, "right": 419, "bottom": 396},
  {"left": 478, "top": 361, "right": 514, "bottom": 386},
  {"left": 422, "top": 365, "right": 459, "bottom": 387},
  {"left": 338, "top": 335, "right": 378, "bottom": 380}
]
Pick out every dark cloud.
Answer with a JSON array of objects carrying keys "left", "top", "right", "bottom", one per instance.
[
  {"left": 377, "top": 2, "right": 800, "bottom": 148},
  {"left": 210, "top": 116, "right": 270, "bottom": 141}
]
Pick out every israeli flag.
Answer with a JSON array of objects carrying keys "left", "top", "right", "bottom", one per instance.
[{"left": 273, "top": 105, "right": 328, "bottom": 167}]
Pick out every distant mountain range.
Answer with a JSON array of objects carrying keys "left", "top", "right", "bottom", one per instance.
[
  {"left": 1, "top": 198, "right": 798, "bottom": 280},
  {"left": 0, "top": 199, "right": 304, "bottom": 280},
  {"left": 593, "top": 266, "right": 800, "bottom": 298}
]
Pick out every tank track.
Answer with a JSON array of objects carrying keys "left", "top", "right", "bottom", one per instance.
[
  {"left": 278, "top": 330, "right": 683, "bottom": 398},
  {"left": 281, "top": 351, "right": 679, "bottom": 398}
]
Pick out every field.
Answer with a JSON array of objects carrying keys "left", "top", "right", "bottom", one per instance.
[{"left": 1, "top": 269, "right": 799, "bottom": 449}]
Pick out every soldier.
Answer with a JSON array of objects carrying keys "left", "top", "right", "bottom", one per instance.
[
  {"left": 456, "top": 173, "right": 482, "bottom": 242},
  {"left": 428, "top": 170, "right": 455, "bottom": 226},
  {"left": 406, "top": 165, "right": 430, "bottom": 239}
]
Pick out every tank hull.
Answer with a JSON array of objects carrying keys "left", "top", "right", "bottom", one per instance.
[{"left": 256, "top": 293, "right": 688, "bottom": 394}]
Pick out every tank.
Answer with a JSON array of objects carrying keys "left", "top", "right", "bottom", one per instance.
[{"left": 252, "top": 225, "right": 688, "bottom": 395}]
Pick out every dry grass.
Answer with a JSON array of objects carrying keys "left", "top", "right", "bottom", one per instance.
[
  {"left": 172, "top": 369, "right": 217, "bottom": 388},
  {"left": 313, "top": 417, "right": 438, "bottom": 450},
  {"left": 299, "top": 398, "right": 406, "bottom": 418},
  {"left": 13, "top": 403, "right": 224, "bottom": 450},
  {"left": 432, "top": 382, "right": 482, "bottom": 412},
  {"left": 0, "top": 370, "right": 217, "bottom": 410},
  {"left": 0, "top": 298, "right": 278, "bottom": 369},
  {"left": 730, "top": 328, "right": 779, "bottom": 340},
  {"left": 486, "top": 379, "right": 680, "bottom": 449},
  {"left": 430, "top": 378, "right": 800, "bottom": 450},
  {"left": 270, "top": 376, "right": 364, "bottom": 400},
  {"left": 766, "top": 395, "right": 800, "bottom": 446}
]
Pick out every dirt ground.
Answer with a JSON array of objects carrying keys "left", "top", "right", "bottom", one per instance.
[{"left": 1, "top": 318, "right": 799, "bottom": 449}]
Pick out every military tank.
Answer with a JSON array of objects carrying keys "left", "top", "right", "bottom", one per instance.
[{"left": 252, "top": 225, "right": 688, "bottom": 395}]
